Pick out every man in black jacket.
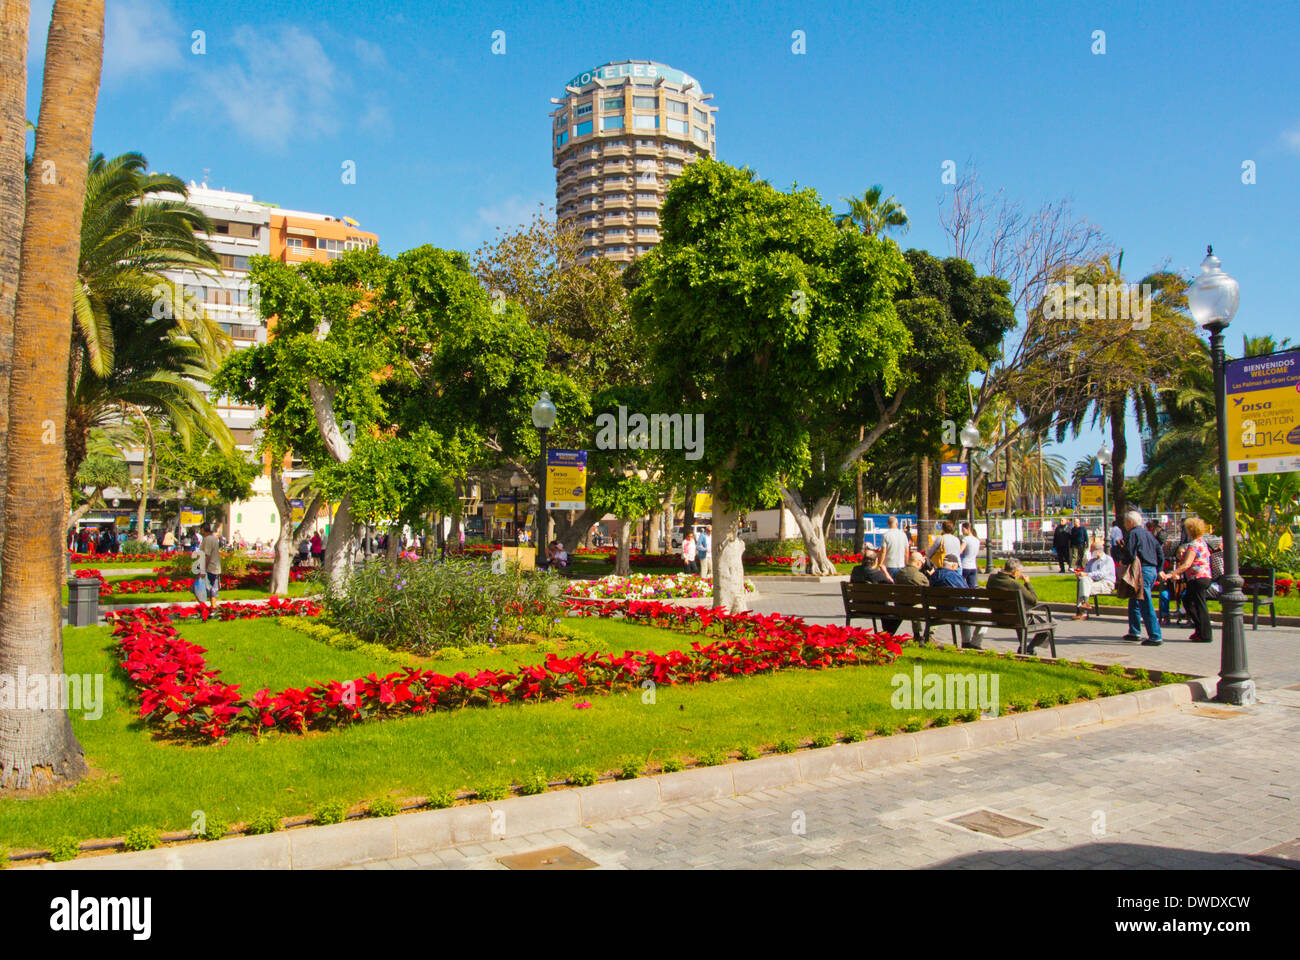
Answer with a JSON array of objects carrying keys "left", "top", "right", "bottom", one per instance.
[
  {"left": 1052, "top": 519, "right": 1071, "bottom": 572},
  {"left": 988, "top": 557, "right": 1053, "bottom": 653},
  {"left": 1121, "top": 510, "right": 1164, "bottom": 645},
  {"left": 1070, "top": 518, "right": 1089, "bottom": 569}
]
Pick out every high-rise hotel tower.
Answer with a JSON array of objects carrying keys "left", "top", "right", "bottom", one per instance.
[{"left": 551, "top": 60, "right": 716, "bottom": 263}]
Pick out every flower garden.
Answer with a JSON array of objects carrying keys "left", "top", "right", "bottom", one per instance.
[
  {"left": 563, "top": 573, "right": 756, "bottom": 601},
  {"left": 0, "top": 555, "right": 1177, "bottom": 865}
]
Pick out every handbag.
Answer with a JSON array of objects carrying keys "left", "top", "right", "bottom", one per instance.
[{"left": 1115, "top": 559, "right": 1144, "bottom": 600}]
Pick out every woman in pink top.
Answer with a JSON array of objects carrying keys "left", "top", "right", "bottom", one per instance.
[
  {"left": 1160, "top": 517, "right": 1214, "bottom": 643},
  {"left": 681, "top": 532, "right": 697, "bottom": 574}
]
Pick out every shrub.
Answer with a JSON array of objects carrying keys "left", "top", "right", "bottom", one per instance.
[
  {"left": 1099, "top": 681, "right": 1122, "bottom": 697},
  {"left": 1106, "top": 664, "right": 1127, "bottom": 676},
  {"left": 519, "top": 771, "right": 549, "bottom": 796},
  {"left": 1009, "top": 697, "right": 1034, "bottom": 713},
  {"left": 696, "top": 749, "right": 725, "bottom": 767},
  {"left": 321, "top": 559, "right": 567, "bottom": 652},
  {"left": 1077, "top": 687, "right": 1096, "bottom": 700},
  {"left": 1132, "top": 667, "right": 1150, "bottom": 682},
  {"left": 616, "top": 758, "right": 643, "bottom": 780},
  {"left": 811, "top": 733, "right": 835, "bottom": 748},
  {"left": 120, "top": 539, "right": 155, "bottom": 555},
  {"left": 200, "top": 820, "right": 228, "bottom": 842},
  {"left": 843, "top": 730, "right": 865, "bottom": 743},
  {"left": 901, "top": 717, "right": 924, "bottom": 733},
  {"left": 738, "top": 744, "right": 761, "bottom": 760},
  {"left": 123, "top": 826, "right": 160, "bottom": 852},
  {"left": 244, "top": 811, "right": 281, "bottom": 835},
  {"left": 426, "top": 788, "right": 457, "bottom": 809},
  {"left": 775, "top": 738, "right": 798, "bottom": 754},
  {"left": 659, "top": 758, "right": 684, "bottom": 774},
  {"left": 874, "top": 725, "right": 895, "bottom": 737},
  {"left": 569, "top": 767, "right": 599, "bottom": 786},
  {"left": 476, "top": 782, "right": 509, "bottom": 801},
  {"left": 931, "top": 714, "right": 952, "bottom": 727},
  {"left": 958, "top": 709, "right": 979, "bottom": 723},
  {"left": 314, "top": 800, "right": 348, "bottom": 825},
  {"left": 49, "top": 837, "right": 81, "bottom": 862},
  {"left": 368, "top": 797, "right": 401, "bottom": 818}
]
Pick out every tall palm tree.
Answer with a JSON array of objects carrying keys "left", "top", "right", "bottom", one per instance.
[
  {"left": 74, "top": 152, "right": 221, "bottom": 378},
  {"left": 0, "top": 0, "right": 29, "bottom": 550},
  {"left": 1056, "top": 258, "right": 1195, "bottom": 522},
  {"left": 0, "top": 0, "right": 105, "bottom": 791},
  {"left": 836, "top": 184, "right": 909, "bottom": 237}
]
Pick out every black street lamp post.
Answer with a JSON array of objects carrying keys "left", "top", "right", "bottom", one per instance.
[
  {"left": 978, "top": 452, "right": 995, "bottom": 573},
  {"left": 1188, "top": 247, "right": 1253, "bottom": 706},
  {"left": 1097, "top": 443, "right": 1112, "bottom": 551},
  {"left": 531, "top": 391, "right": 557, "bottom": 569}
]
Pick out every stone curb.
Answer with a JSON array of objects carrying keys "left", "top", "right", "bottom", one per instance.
[{"left": 21, "top": 678, "right": 1212, "bottom": 871}]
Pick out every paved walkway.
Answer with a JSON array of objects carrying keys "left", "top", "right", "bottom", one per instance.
[{"left": 350, "top": 582, "right": 1299, "bottom": 871}]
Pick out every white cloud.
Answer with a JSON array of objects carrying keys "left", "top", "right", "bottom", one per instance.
[
  {"left": 183, "top": 25, "right": 343, "bottom": 151},
  {"left": 1282, "top": 125, "right": 1300, "bottom": 156},
  {"left": 104, "top": 0, "right": 184, "bottom": 81},
  {"left": 352, "top": 37, "right": 387, "bottom": 69}
]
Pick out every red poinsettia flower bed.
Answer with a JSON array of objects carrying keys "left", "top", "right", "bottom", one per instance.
[
  {"left": 1276, "top": 578, "right": 1294, "bottom": 597},
  {"left": 80, "top": 567, "right": 310, "bottom": 597},
  {"left": 108, "top": 598, "right": 902, "bottom": 744},
  {"left": 69, "top": 551, "right": 181, "bottom": 563}
]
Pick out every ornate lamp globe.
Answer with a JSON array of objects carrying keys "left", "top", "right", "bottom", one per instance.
[
  {"left": 1096, "top": 443, "right": 1112, "bottom": 467},
  {"left": 959, "top": 420, "right": 981, "bottom": 450},
  {"left": 1187, "top": 246, "right": 1240, "bottom": 330},
  {"left": 531, "top": 391, "right": 558, "bottom": 430}
]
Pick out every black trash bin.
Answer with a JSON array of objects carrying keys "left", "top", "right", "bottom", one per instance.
[{"left": 67, "top": 576, "right": 100, "bottom": 627}]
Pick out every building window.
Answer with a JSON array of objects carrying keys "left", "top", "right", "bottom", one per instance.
[
  {"left": 666, "top": 117, "right": 688, "bottom": 135},
  {"left": 556, "top": 111, "right": 567, "bottom": 126},
  {"left": 632, "top": 95, "right": 657, "bottom": 109},
  {"left": 694, "top": 107, "right": 709, "bottom": 125},
  {"left": 666, "top": 99, "right": 688, "bottom": 115},
  {"left": 694, "top": 126, "right": 709, "bottom": 142},
  {"left": 602, "top": 97, "right": 624, "bottom": 111},
  {"left": 574, "top": 120, "right": 593, "bottom": 136},
  {"left": 637, "top": 227, "right": 657, "bottom": 234},
  {"left": 575, "top": 102, "right": 592, "bottom": 117},
  {"left": 218, "top": 253, "right": 250, "bottom": 271},
  {"left": 601, "top": 116, "right": 624, "bottom": 130},
  {"left": 633, "top": 115, "right": 658, "bottom": 129},
  {"left": 286, "top": 236, "right": 304, "bottom": 250},
  {"left": 556, "top": 130, "right": 569, "bottom": 148}
]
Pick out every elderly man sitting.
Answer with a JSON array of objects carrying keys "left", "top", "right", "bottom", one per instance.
[{"left": 1073, "top": 541, "right": 1116, "bottom": 620}]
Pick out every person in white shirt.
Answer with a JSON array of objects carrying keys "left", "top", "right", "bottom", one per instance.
[
  {"left": 879, "top": 516, "right": 910, "bottom": 578},
  {"left": 681, "top": 532, "right": 697, "bottom": 574},
  {"left": 928, "top": 520, "right": 961, "bottom": 569},
  {"left": 1073, "top": 542, "right": 1117, "bottom": 620},
  {"left": 959, "top": 521, "right": 981, "bottom": 587}
]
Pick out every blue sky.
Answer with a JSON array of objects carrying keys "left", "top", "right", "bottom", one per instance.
[{"left": 25, "top": 0, "right": 1300, "bottom": 478}]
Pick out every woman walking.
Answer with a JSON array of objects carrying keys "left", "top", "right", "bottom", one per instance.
[
  {"left": 1160, "top": 517, "right": 1215, "bottom": 643},
  {"left": 681, "top": 530, "right": 698, "bottom": 574}
]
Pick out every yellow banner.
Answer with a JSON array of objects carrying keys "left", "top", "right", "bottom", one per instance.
[
  {"left": 938, "top": 463, "right": 967, "bottom": 513},
  {"left": 1079, "top": 477, "right": 1104, "bottom": 509},
  {"left": 493, "top": 498, "right": 515, "bottom": 520},
  {"left": 1225, "top": 350, "right": 1300, "bottom": 475},
  {"left": 694, "top": 491, "right": 713, "bottom": 516},
  {"left": 546, "top": 450, "right": 587, "bottom": 510},
  {"left": 987, "top": 481, "right": 1007, "bottom": 513},
  {"left": 179, "top": 508, "right": 204, "bottom": 526}
]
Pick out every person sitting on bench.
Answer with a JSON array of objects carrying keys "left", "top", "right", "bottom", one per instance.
[
  {"left": 1072, "top": 541, "right": 1116, "bottom": 620},
  {"left": 988, "top": 557, "right": 1053, "bottom": 653},
  {"left": 849, "top": 546, "right": 891, "bottom": 584}
]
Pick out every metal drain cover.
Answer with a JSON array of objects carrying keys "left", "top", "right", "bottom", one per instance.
[
  {"left": 1187, "top": 706, "right": 1245, "bottom": 719},
  {"left": 948, "top": 809, "right": 1042, "bottom": 838},
  {"left": 1250, "top": 840, "right": 1300, "bottom": 869},
  {"left": 497, "top": 845, "right": 598, "bottom": 870}
]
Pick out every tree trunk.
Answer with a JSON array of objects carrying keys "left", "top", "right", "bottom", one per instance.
[
  {"left": 853, "top": 426, "right": 865, "bottom": 552},
  {"left": 777, "top": 498, "right": 787, "bottom": 544},
  {"left": 0, "top": 0, "right": 104, "bottom": 791},
  {"left": 682, "top": 484, "right": 696, "bottom": 538},
  {"left": 0, "top": 0, "right": 28, "bottom": 552},
  {"left": 386, "top": 523, "right": 401, "bottom": 565},
  {"left": 1109, "top": 398, "right": 1127, "bottom": 522},
  {"left": 134, "top": 441, "right": 149, "bottom": 537},
  {"left": 323, "top": 494, "right": 356, "bottom": 589},
  {"left": 917, "top": 455, "right": 931, "bottom": 557},
  {"left": 779, "top": 485, "right": 836, "bottom": 575},
  {"left": 711, "top": 500, "right": 748, "bottom": 613},
  {"left": 613, "top": 518, "right": 633, "bottom": 576},
  {"left": 553, "top": 505, "right": 601, "bottom": 555},
  {"left": 267, "top": 466, "right": 295, "bottom": 594}
]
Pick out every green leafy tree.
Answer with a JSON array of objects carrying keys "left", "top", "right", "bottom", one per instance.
[{"left": 630, "top": 159, "right": 910, "bottom": 607}]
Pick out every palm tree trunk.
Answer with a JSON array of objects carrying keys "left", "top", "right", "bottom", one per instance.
[
  {"left": 0, "top": 0, "right": 28, "bottom": 552},
  {"left": 135, "top": 441, "right": 149, "bottom": 537},
  {"left": 1109, "top": 398, "right": 1128, "bottom": 523},
  {"left": 916, "top": 455, "right": 931, "bottom": 557},
  {"left": 853, "top": 426, "right": 865, "bottom": 553},
  {"left": 0, "top": 0, "right": 104, "bottom": 790}
]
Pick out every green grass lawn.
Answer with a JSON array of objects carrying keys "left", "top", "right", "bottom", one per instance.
[
  {"left": 0, "top": 613, "right": 1161, "bottom": 855},
  {"left": 1030, "top": 574, "right": 1300, "bottom": 617}
]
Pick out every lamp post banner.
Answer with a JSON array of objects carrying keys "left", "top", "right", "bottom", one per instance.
[
  {"left": 986, "top": 480, "right": 1007, "bottom": 513},
  {"left": 1225, "top": 348, "right": 1300, "bottom": 476},
  {"left": 938, "top": 463, "right": 968, "bottom": 513},
  {"left": 1079, "top": 476, "right": 1105, "bottom": 509},
  {"left": 545, "top": 449, "right": 587, "bottom": 510},
  {"left": 493, "top": 496, "right": 515, "bottom": 520}
]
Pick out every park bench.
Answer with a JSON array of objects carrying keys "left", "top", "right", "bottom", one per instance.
[
  {"left": 1239, "top": 566, "right": 1277, "bottom": 630},
  {"left": 841, "top": 581, "right": 1057, "bottom": 656}
]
